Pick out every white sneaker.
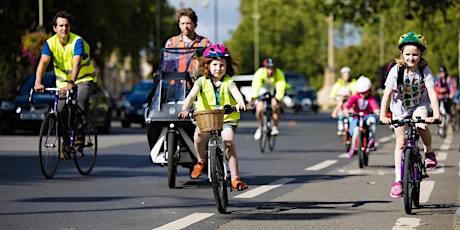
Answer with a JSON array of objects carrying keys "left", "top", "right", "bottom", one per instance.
[
  {"left": 271, "top": 126, "right": 279, "bottom": 136},
  {"left": 254, "top": 128, "right": 262, "bottom": 140}
]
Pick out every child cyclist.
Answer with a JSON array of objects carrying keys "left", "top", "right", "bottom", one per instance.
[
  {"left": 343, "top": 76, "right": 380, "bottom": 158},
  {"left": 379, "top": 31, "right": 440, "bottom": 198},
  {"left": 331, "top": 86, "right": 351, "bottom": 135},
  {"left": 178, "top": 44, "right": 248, "bottom": 191}
]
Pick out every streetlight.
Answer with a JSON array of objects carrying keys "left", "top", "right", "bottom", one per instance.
[{"left": 253, "top": 0, "right": 260, "bottom": 72}]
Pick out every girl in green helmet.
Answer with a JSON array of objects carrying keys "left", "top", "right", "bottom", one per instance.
[{"left": 379, "top": 31, "right": 440, "bottom": 198}]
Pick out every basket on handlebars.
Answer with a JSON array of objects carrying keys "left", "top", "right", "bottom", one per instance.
[{"left": 194, "top": 109, "right": 224, "bottom": 132}]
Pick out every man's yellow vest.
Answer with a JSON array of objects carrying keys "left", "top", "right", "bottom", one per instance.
[
  {"left": 46, "top": 33, "right": 97, "bottom": 87},
  {"left": 196, "top": 75, "right": 240, "bottom": 124}
]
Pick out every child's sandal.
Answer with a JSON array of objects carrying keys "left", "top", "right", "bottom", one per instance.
[{"left": 231, "top": 178, "right": 248, "bottom": 191}]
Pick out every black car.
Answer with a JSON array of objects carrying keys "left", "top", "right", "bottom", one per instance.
[
  {"left": 0, "top": 72, "right": 112, "bottom": 134},
  {"left": 120, "top": 79, "right": 153, "bottom": 128},
  {"left": 284, "top": 71, "right": 319, "bottom": 113}
]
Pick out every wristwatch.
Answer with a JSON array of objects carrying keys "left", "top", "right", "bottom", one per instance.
[{"left": 69, "top": 80, "right": 75, "bottom": 85}]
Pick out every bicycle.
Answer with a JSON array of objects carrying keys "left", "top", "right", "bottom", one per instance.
[
  {"left": 339, "top": 115, "right": 352, "bottom": 152},
  {"left": 30, "top": 88, "right": 97, "bottom": 179},
  {"left": 349, "top": 112, "right": 370, "bottom": 168},
  {"left": 192, "top": 105, "right": 237, "bottom": 214},
  {"left": 383, "top": 117, "right": 440, "bottom": 214},
  {"left": 259, "top": 92, "right": 276, "bottom": 153}
]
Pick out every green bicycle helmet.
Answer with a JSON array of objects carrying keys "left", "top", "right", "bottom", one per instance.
[{"left": 398, "top": 31, "right": 427, "bottom": 51}]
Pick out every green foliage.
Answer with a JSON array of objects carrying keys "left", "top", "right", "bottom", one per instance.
[
  {"left": 228, "top": 0, "right": 459, "bottom": 92},
  {"left": 0, "top": 0, "right": 177, "bottom": 99}
]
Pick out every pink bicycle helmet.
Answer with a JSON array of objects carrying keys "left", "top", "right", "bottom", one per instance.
[{"left": 203, "top": 44, "right": 231, "bottom": 58}]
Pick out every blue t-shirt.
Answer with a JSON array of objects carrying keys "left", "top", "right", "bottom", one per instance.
[{"left": 42, "top": 38, "right": 85, "bottom": 57}]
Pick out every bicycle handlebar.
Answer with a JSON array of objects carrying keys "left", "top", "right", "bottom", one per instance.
[
  {"left": 379, "top": 117, "right": 441, "bottom": 127},
  {"left": 29, "top": 88, "right": 74, "bottom": 104}
]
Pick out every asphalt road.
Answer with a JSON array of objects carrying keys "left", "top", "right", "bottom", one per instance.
[{"left": 1, "top": 111, "right": 459, "bottom": 230}]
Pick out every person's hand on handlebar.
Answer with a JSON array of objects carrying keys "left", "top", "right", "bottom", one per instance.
[
  {"left": 60, "top": 82, "right": 75, "bottom": 94},
  {"left": 235, "top": 102, "right": 246, "bottom": 112},
  {"left": 178, "top": 110, "right": 189, "bottom": 119},
  {"left": 34, "top": 82, "right": 45, "bottom": 93},
  {"left": 379, "top": 116, "right": 392, "bottom": 125}
]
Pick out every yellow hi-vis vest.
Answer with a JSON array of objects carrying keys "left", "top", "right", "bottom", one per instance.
[
  {"left": 196, "top": 75, "right": 240, "bottom": 124},
  {"left": 46, "top": 33, "right": 97, "bottom": 87}
]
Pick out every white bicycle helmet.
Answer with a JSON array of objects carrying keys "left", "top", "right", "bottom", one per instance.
[
  {"left": 356, "top": 76, "right": 372, "bottom": 93},
  {"left": 340, "top": 66, "right": 351, "bottom": 75}
]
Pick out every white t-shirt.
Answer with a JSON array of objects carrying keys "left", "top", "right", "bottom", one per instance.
[{"left": 384, "top": 65, "right": 435, "bottom": 118}]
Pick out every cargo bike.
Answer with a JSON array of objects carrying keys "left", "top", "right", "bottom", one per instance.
[{"left": 145, "top": 47, "right": 203, "bottom": 188}]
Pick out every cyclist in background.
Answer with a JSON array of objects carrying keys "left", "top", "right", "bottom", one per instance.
[
  {"left": 434, "top": 66, "right": 455, "bottom": 120},
  {"left": 34, "top": 10, "right": 96, "bottom": 116},
  {"left": 343, "top": 76, "right": 380, "bottom": 158},
  {"left": 331, "top": 86, "right": 351, "bottom": 135},
  {"left": 330, "top": 67, "right": 357, "bottom": 135},
  {"left": 250, "top": 58, "right": 286, "bottom": 140}
]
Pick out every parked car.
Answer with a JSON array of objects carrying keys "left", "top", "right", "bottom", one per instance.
[
  {"left": 284, "top": 71, "right": 318, "bottom": 113},
  {"left": 120, "top": 79, "right": 154, "bottom": 128},
  {"left": 0, "top": 72, "right": 112, "bottom": 134}
]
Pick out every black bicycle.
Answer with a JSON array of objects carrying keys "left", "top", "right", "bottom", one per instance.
[
  {"left": 384, "top": 117, "right": 440, "bottom": 214},
  {"left": 349, "top": 112, "right": 370, "bottom": 168},
  {"left": 30, "top": 88, "right": 97, "bottom": 179},
  {"left": 259, "top": 92, "right": 276, "bottom": 153},
  {"left": 192, "top": 105, "right": 237, "bottom": 214}
]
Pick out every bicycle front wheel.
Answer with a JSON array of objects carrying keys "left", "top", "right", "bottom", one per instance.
[
  {"left": 268, "top": 131, "right": 276, "bottom": 151},
  {"left": 403, "top": 148, "right": 414, "bottom": 214},
  {"left": 167, "top": 131, "right": 177, "bottom": 188},
  {"left": 74, "top": 116, "right": 97, "bottom": 175},
  {"left": 210, "top": 144, "right": 228, "bottom": 214},
  {"left": 39, "top": 113, "right": 61, "bottom": 179}
]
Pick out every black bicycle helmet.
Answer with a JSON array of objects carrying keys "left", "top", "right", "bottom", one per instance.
[
  {"left": 263, "top": 58, "right": 275, "bottom": 67},
  {"left": 439, "top": 66, "right": 447, "bottom": 73}
]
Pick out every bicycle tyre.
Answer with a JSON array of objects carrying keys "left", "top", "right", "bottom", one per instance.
[
  {"left": 74, "top": 116, "right": 97, "bottom": 175},
  {"left": 259, "top": 114, "right": 268, "bottom": 153},
  {"left": 268, "top": 133, "right": 276, "bottom": 151},
  {"left": 39, "top": 113, "right": 61, "bottom": 179},
  {"left": 167, "top": 131, "right": 177, "bottom": 188},
  {"left": 439, "top": 114, "right": 447, "bottom": 138},
  {"left": 343, "top": 131, "right": 351, "bottom": 152},
  {"left": 403, "top": 148, "right": 414, "bottom": 214},
  {"left": 210, "top": 143, "right": 228, "bottom": 214},
  {"left": 363, "top": 134, "right": 369, "bottom": 167},
  {"left": 357, "top": 132, "right": 364, "bottom": 168}
]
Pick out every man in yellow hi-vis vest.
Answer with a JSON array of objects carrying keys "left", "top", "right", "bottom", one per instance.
[{"left": 34, "top": 10, "right": 97, "bottom": 114}]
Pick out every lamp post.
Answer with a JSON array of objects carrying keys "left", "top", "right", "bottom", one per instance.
[{"left": 253, "top": 0, "right": 260, "bottom": 72}]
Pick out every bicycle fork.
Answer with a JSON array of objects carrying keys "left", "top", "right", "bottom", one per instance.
[{"left": 207, "top": 136, "right": 230, "bottom": 186}]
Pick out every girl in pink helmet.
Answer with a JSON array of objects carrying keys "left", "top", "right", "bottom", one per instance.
[{"left": 178, "top": 44, "right": 248, "bottom": 191}]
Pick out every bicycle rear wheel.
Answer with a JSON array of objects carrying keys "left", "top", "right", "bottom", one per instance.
[
  {"left": 74, "top": 116, "right": 97, "bottom": 175},
  {"left": 167, "top": 131, "right": 177, "bottom": 188},
  {"left": 210, "top": 144, "right": 228, "bottom": 214},
  {"left": 403, "top": 148, "right": 414, "bottom": 214},
  {"left": 438, "top": 114, "right": 447, "bottom": 138},
  {"left": 357, "top": 132, "right": 364, "bottom": 168},
  {"left": 39, "top": 113, "right": 61, "bottom": 179}
]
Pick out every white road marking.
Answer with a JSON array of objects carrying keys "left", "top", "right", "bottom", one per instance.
[
  {"left": 304, "top": 160, "right": 338, "bottom": 171},
  {"left": 420, "top": 180, "right": 435, "bottom": 203},
  {"left": 428, "top": 163, "right": 445, "bottom": 174},
  {"left": 392, "top": 217, "right": 420, "bottom": 229},
  {"left": 436, "top": 151, "right": 447, "bottom": 161},
  {"left": 152, "top": 213, "right": 214, "bottom": 230},
  {"left": 234, "top": 178, "right": 295, "bottom": 199}
]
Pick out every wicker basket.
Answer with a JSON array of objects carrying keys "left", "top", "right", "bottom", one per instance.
[{"left": 194, "top": 109, "right": 224, "bottom": 132}]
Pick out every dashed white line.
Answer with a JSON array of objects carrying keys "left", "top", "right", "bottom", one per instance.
[
  {"left": 152, "top": 213, "right": 214, "bottom": 230},
  {"left": 234, "top": 178, "right": 295, "bottom": 199},
  {"left": 392, "top": 217, "right": 420, "bottom": 229},
  {"left": 304, "top": 160, "right": 338, "bottom": 171},
  {"left": 420, "top": 180, "right": 435, "bottom": 203}
]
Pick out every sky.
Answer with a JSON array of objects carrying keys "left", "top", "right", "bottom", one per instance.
[{"left": 166, "top": 0, "right": 241, "bottom": 44}]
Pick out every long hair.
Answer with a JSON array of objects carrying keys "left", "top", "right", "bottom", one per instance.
[{"left": 199, "top": 56, "right": 240, "bottom": 79}]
